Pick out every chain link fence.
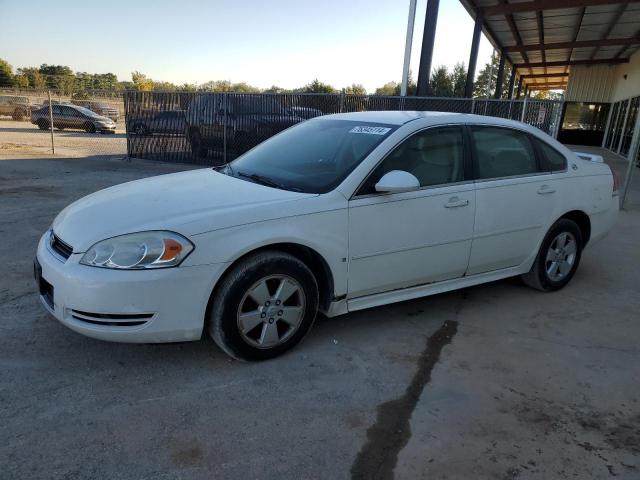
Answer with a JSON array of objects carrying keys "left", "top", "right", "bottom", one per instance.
[
  {"left": 0, "top": 87, "right": 126, "bottom": 158},
  {"left": 123, "top": 92, "right": 563, "bottom": 165}
]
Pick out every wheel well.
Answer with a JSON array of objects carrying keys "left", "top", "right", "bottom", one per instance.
[
  {"left": 206, "top": 243, "right": 335, "bottom": 323},
  {"left": 559, "top": 210, "right": 591, "bottom": 245}
]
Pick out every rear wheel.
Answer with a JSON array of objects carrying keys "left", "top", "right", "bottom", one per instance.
[
  {"left": 133, "top": 123, "right": 148, "bottom": 135},
  {"left": 12, "top": 109, "right": 26, "bottom": 121},
  {"left": 37, "top": 119, "right": 49, "bottom": 130},
  {"left": 84, "top": 122, "right": 96, "bottom": 133},
  {"left": 208, "top": 251, "right": 319, "bottom": 361},
  {"left": 189, "top": 129, "right": 207, "bottom": 158},
  {"left": 522, "top": 219, "right": 583, "bottom": 292}
]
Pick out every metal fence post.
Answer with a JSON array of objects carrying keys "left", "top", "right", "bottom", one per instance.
[
  {"left": 620, "top": 101, "right": 640, "bottom": 210},
  {"left": 223, "top": 93, "right": 228, "bottom": 164},
  {"left": 339, "top": 92, "right": 345, "bottom": 113},
  {"left": 47, "top": 90, "right": 55, "bottom": 154},
  {"left": 520, "top": 96, "right": 528, "bottom": 123},
  {"left": 471, "top": 98, "right": 476, "bottom": 114},
  {"left": 552, "top": 101, "right": 564, "bottom": 139}
]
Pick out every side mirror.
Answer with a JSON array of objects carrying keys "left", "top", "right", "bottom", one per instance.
[{"left": 375, "top": 170, "right": 420, "bottom": 193}]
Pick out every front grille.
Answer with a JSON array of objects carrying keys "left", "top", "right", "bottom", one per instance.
[
  {"left": 50, "top": 232, "right": 73, "bottom": 260},
  {"left": 70, "top": 309, "right": 153, "bottom": 327}
]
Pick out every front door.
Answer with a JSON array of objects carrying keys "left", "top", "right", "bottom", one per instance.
[{"left": 347, "top": 126, "right": 476, "bottom": 298}]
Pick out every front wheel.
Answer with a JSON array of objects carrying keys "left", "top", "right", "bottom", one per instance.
[
  {"left": 208, "top": 251, "right": 319, "bottom": 361},
  {"left": 189, "top": 129, "right": 207, "bottom": 158},
  {"left": 37, "top": 119, "right": 49, "bottom": 130},
  {"left": 522, "top": 218, "right": 583, "bottom": 292},
  {"left": 84, "top": 122, "right": 96, "bottom": 133}
]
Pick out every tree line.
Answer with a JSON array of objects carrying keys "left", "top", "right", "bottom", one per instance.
[{"left": 0, "top": 57, "right": 557, "bottom": 99}]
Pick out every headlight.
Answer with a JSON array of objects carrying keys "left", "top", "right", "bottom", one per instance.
[{"left": 80, "top": 231, "right": 194, "bottom": 269}]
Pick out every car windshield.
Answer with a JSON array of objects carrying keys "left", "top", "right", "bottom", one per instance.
[
  {"left": 228, "top": 119, "right": 397, "bottom": 193},
  {"left": 72, "top": 106, "right": 101, "bottom": 118}
]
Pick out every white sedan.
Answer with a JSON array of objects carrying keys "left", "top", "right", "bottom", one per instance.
[{"left": 35, "top": 111, "right": 619, "bottom": 360}]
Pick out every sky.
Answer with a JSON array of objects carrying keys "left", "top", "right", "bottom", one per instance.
[{"left": 0, "top": 0, "right": 495, "bottom": 92}]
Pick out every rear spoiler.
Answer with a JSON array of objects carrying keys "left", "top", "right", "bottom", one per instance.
[{"left": 574, "top": 152, "right": 604, "bottom": 163}]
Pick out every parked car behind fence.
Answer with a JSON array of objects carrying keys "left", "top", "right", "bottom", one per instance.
[
  {"left": 31, "top": 104, "right": 116, "bottom": 133},
  {"left": 71, "top": 100, "right": 120, "bottom": 122},
  {"left": 0, "top": 95, "right": 30, "bottom": 121},
  {"left": 127, "top": 110, "right": 186, "bottom": 135}
]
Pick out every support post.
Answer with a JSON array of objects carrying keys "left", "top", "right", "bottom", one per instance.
[
  {"left": 48, "top": 90, "right": 55, "bottom": 155},
  {"left": 621, "top": 105, "right": 640, "bottom": 210},
  {"left": 507, "top": 67, "right": 516, "bottom": 99},
  {"left": 616, "top": 99, "right": 631, "bottom": 154},
  {"left": 401, "top": 0, "right": 417, "bottom": 96},
  {"left": 520, "top": 96, "right": 528, "bottom": 123},
  {"left": 601, "top": 102, "right": 615, "bottom": 148},
  {"left": 465, "top": 11, "right": 483, "bottom": 98},
  {"left": 494, "top": 50, "right": 506, "bottom": 99},
  {"left": 416, "top": 0, "right": 440, "bottom": 96},
  {"left": 516, "top": 76, "right": 523, "bottom": 99}
]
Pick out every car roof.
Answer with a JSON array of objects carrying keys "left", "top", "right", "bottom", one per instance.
[{"left": 318, "top": 110, "right": 536, "bottom": 131}]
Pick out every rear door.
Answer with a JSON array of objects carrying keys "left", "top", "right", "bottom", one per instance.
[{"left": 467, "top": 125, "right": 558, "bottom": 275}]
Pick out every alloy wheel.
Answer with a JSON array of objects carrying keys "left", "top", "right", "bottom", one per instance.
[
  {"left": 545, "top": 232, "right": 577, "bottom": 282},
  {"left": 236, "top": 275, "right": 306, "bottom": 349}
]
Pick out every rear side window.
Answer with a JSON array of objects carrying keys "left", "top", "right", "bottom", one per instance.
[
  {"left": 535, "top": 139, "right": 567, "bottom": 172},
  {"left": 471, "top": 126, "right": 539, "bottom": 179}
]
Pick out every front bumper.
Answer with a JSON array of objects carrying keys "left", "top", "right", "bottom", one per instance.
[{"left": 35, "top": 231, "right": 229, "bottom": 343}]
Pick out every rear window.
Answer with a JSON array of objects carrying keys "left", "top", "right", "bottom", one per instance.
[
  {"left": 471, "top": 126, "right": 539, "bottom": 179},
  {"left": 535, "top": 139, "right": 567, "bottom": 172}
]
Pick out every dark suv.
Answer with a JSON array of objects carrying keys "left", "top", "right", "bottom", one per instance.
[{"left": 185, "top": 95, "right": 303, "bottom": 157}]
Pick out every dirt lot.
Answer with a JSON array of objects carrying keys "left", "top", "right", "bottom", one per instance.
[
  {"left": 0, "top": 118, "right": 127, "bottom": 158},
  {"left": 1, "top": 144, "right": 639, "bottom": 478}
]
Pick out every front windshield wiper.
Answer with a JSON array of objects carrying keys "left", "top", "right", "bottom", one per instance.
[{"left": 235, "top": 170, "right": 285, "bottom": 189}]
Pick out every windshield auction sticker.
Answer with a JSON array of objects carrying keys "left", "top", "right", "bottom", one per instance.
[{"left": 349, "top": 126, "right": 392, "bottom": 135}]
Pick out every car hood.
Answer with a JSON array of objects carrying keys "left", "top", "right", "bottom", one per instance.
[{"left": 52, "top": 169, "right": 315, "bottom": 252}]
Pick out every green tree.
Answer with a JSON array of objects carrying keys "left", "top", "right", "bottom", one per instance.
[
  {"left": 302, "top": 79, "right": 337, "bottom": 94},
  {"left": 131, "top": 71, "right": 154, "bottom": 91},
  {"left": 0, "top": 58, "right": 14, "bottom": 87},
  {"left": 473, "top": 54, "right": 513, "bottom": 99},
  {"left": 342, "top": 83, "right": 367, "bottom": 95},
  {"left": 39, "top": 64, "right": 75, "bottom": 94},
  {"left": 375, "top": 81, "right": 398, "bottom": 96},
  {"left": 263, "top": 85, "right": 288, "bottom": 94},
  {"left": 429, "top": 65, "right": 453, "bottom": 97},
  {"left": 451, "top": 62, "right": 467, "bottom": 98},
  {"left": 15, "top": 67, "right": 46, "bottom": 89}
]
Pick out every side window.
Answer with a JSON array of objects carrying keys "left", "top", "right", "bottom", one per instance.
[
  {"left": 52, "top": 105, "right": 62, "bottom": 115},
  {"left": 471, "top": 127, "right": 539, "bottom": 179},
  {"left": 61, "top": 106, "right": 76, "bottom": 117},
  {"left": 358, "top": 127, "right": 465, "bottom": 195},
  {"left": 535, "top": 138, "right": 567, "bottom": 172}
]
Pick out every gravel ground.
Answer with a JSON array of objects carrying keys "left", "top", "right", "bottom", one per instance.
[{"left": 0, "top": 146, "right": 639, "bottom": 479}]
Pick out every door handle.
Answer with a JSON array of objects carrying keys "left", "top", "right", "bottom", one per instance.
[
  {"left": 444, "top": 197, "right": 470, "bottom": 208},
  {"left": 537, "top": 185, "right": 556, "bottom": 195}
]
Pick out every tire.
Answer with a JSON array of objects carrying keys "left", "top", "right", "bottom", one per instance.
[
  {"left": 12, "top": 109, "right": 25, "bottom": 121},
  {"left": 522, "top": 218, "right": 583, "bottom": 292},
  {"left": 208, "top": 251, "right": 319, "bottom": 361},
  {"left": 133, "top": 123, "right": 148, "bottom": 135},
  {"left": 84, "top": 122, "right": 96, "bottom": 133},
  {"left": 37, "top": 119, "right": 49, "bottom": 130},
  {"left": 189, "top": 129, "right": 207, "bottom": 158}
]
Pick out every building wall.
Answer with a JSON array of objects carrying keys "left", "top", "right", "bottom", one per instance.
[
  {"left": 565, "top": 65, "right": 617, "bottom": 102},
  {"left": 611, "top": 49, "right": 640, "bottom": 102}
]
